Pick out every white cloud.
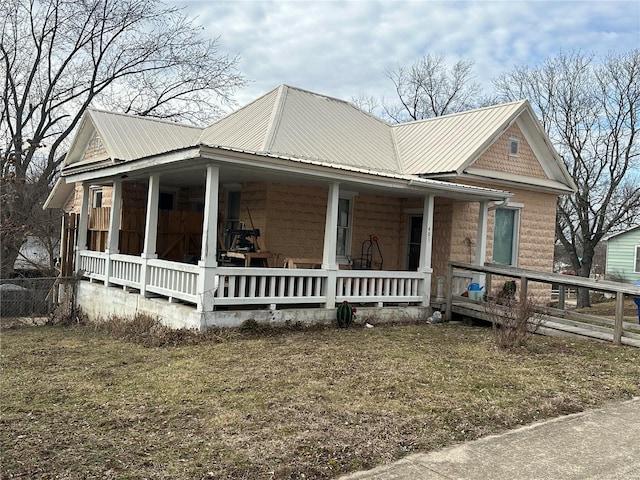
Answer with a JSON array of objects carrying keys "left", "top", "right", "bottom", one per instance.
[{"left": 176, "top": 0, "right": 639, "bottom": 108}]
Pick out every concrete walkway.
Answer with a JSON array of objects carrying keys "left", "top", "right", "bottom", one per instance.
[{"left": 340, "top": 398, "right": 640, "bottom": 480}]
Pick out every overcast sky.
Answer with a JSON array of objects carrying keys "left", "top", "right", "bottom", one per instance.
[{"left": 176, "top": 0, "right": 639, "bottom": 109}]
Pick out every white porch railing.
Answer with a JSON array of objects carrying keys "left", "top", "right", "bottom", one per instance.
[
  {"left": 77, "top": 250, "right": 107, "bottom": 282},
  {"left": 77, "top": 251, "right": 429, "bottom": 310},
  {"left": 336, "top": 270, "right": 424, "bottom": 304}
]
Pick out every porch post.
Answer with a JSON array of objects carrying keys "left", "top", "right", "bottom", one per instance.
[
  {"left": 323, "top": 182, "right": 340, "bottom": 309},
  {"left": 74, "top": 183, "right": 90, "bottom": 272},
  {"left": 474, "top": 201, "right": 489, "bottom": 288},
  {"left": 197, "top": 165, "right": 219, "bottom": 312},
  {"left": 104, "top": 180, "right": 122, "bottom": 286},
  {"left": 418, "top": 194, "right": 435, "bottom": 307},
  {"left": 140, "top": 174, "right": 160, "bottom": 296}
]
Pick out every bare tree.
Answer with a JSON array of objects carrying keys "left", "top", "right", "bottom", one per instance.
[
  {"left": 495, "top": 50, "right": 640, "bottom": 307},
  {"left": 0, "top": 0, "right": 246, "bottom": 277},
  {"left": 381, "top": 54, "right": 491, "bottom": 123}
]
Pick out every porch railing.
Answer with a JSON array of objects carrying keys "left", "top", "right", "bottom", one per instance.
[{"left": 77, "top": 251, "right": 428, "bottom": 310}]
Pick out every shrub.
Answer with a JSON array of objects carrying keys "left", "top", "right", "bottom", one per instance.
[
  {"left": 91, "top": 314, "right": 231, "bottom": 347},
  {"left": 484, "top": 289, "right": 544, "bottom": 350}
]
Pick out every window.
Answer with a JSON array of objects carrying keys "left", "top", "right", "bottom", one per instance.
[
  {"left": 492, "top": 207, "right": 520, "bottom": 266},
  {"left": 509, "top": 137, "right": 520, "bottom": 156},
  {"left": 336, "top": 196, "right": 353, "bottom": 262},
  {"left": 158, "top": 191, "right": 176, "bottom": 210},
  {"left": 90, "top": 187, "right": 103, "bottom": 208},
  {"left": 635, "top": 245, "right": 640, "bottom": 273}
]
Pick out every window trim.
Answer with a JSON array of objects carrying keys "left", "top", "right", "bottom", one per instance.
[
  {"left": 491, "top": 205, "right": 522, "bottom": 267},
  {"left": 634, "top": 245, "right": 640, "bottom": 273}
]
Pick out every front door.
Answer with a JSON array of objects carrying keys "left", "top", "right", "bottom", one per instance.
[{"left": 407, "top": 215, "right": 422, "bottom": 271}]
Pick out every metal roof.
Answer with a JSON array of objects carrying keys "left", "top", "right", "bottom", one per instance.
[
  {"left": 89, "top": 109, "right": 201, "bottom": 161},
  {"left": 199, "top": 87, "right": 279, "bottom": 151},
  {"left": 393, "top": 101, "right": 527, "bottom": 175},
  {"left": 64, "top": 109, "right": 201, "bottom": 166},
  {"left": 60, "top": 86, "right": 574, "bottom": 195},
  {"left": 201, "top": 85, "right": 400, "bottom": 173}
]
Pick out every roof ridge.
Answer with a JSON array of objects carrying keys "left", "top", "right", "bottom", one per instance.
[
  {"left": 262, "top": 85, "right": 288, "bottom": 151},
  {"left": 392, "top": 100, "right": 528, "bottom": 128}
]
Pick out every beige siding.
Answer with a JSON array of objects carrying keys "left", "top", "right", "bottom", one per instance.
[
  {"left": 352, "top": 194, "right": 403, "bottom": 270},
  {"left": 81, "top": 132, "right": 109, "bottom": 163},
  {"left": 263, "top": 183, "right": 327, "bottom": 261},
  {"left": 473, "top": 124, "right": 548, "bottom": 179}
]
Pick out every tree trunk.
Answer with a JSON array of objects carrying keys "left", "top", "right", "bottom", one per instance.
[{"left": 1, "top": 237, "right": 25, "bottom": 278}]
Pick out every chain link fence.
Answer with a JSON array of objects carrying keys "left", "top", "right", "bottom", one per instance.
[{"left": 0, "top": 277, "right": 63, "bottom": 318}]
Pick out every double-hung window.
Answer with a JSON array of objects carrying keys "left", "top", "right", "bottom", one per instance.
[
  {"left": 492, "top": 207, "right": 521, "bottom": 266},
  {"left": 336, "top": 196, "right": 353, "bottom": 262}
]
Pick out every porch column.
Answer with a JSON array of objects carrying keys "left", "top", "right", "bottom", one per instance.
[
  {"left": 474, "top": 201, "right": 489, "bottom": 288},
  {"left": 140, "top": 174, "right": 160, "bottom": 296},
  {"left": 323, "top": 182, "right": 340, "bottom": 309},
  {"left": 74, "top": 183, "right": 90, "bottom": 272},
  {"left": 197, "top": 165, "right": 219, "bottom": 312},
  {"left": 104, "top": 180, "right": 122, "bottom": 286},
  {"left": 418, "top": 194, "right": 435, "bottom": 307}
]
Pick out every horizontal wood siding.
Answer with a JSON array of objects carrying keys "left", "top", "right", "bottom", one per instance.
[{"left": 606, "top": 230, "right": 640, "bottom": 282}]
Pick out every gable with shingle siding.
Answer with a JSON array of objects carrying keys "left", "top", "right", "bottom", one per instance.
[{"left": 472, "top": 124, "right": 548, "bottom": 179}]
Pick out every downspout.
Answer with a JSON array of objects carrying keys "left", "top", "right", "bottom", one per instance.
[{"left": 488, "top": 198, "right": 510, "bottom": 211}]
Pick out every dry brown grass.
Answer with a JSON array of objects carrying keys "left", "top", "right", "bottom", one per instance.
[{"left": 2, "top": 322, "right": 639, "bottom": 479}]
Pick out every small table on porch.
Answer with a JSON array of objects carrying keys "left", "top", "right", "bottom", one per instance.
[{"left": 224, "top": 251, "right": 278, "bottom": 268}]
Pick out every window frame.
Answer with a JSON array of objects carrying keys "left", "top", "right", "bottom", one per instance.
[
  {"left": 491, "top": 205, "right": 522, "bottom": 267},
  {"left": 635, "top": 245, "right": 640, "bottom": 273}
]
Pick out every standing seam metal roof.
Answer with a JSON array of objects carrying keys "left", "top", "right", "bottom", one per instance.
[
  {"left": 88, "top": 109, "right": 202, "bottom": 161},
  {"left": 393, "top": 101, "right": 527, "bottom": 175},
  {"left": 65, "top": 87, "right": 570, "bottom": 193}
]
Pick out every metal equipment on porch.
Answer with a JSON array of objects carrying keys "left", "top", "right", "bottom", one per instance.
[{"left": 353, "top": 235, "right": 383, "bottom": 270}]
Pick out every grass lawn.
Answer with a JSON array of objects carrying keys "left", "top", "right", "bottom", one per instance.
[{"left": 2, "top": 321, "right": 639, "bottom": 479}]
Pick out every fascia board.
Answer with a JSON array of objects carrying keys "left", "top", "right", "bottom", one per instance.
[
  {"left": 200, "top": 145, "right": 511, "bottom": 201},
  {"left": 62, "top": 143, "right": 512, "bottom": 202},
  {"left": 463, "top": 168, "right": 576, "bottom": 194},
  {"left": 61, "top": 147, "right": 201, "bottom": 183},
  {"left": 42, "top": 177, "right": 75, "bottom": 210}
]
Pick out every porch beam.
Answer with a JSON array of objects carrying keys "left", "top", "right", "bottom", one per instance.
[
  {"left": 74, "top": 183, "right": 90, "bottom": 272},
  {"left": 323, "top": 182, "right": 340, "bottom": 309}
]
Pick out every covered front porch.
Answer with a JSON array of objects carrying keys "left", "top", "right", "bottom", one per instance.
[{"left": 64, "top": 147, "right": 509, "bottom": 329}]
